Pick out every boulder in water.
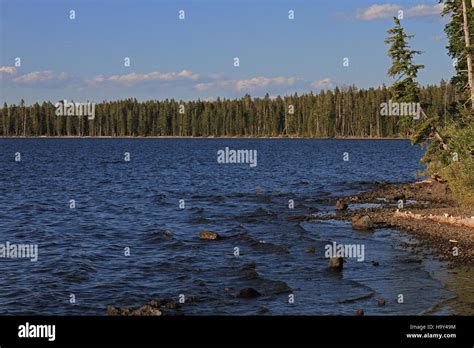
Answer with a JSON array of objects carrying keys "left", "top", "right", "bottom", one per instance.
[
  {"left": 199, "top": 230, "right": 220, "bottom": 240},
  {"left": 236, "top": 288, "right": 261, "bottom": 299},
  {"left": 351, "top": 215, "right": 374, "bottom": 231},
  {"left": 328, "top": 256, "right": 343, "bottom": 271}
]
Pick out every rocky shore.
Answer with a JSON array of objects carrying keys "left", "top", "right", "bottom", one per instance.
[{"left": 324, "top": 178, "right": 474, "bottom": 267}]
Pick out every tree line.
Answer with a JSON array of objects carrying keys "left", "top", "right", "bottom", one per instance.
[{"left": 0, "top": 82, "right": 457, "bottom": 138}]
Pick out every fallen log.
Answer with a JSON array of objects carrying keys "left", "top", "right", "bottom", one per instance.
[{"left": 394, "top": 209, "right": 474, "bottom": 229}]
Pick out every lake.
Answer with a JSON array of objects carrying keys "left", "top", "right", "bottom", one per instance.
[{"left": 0, "top": 138, "right": 457, "bottom": 315}]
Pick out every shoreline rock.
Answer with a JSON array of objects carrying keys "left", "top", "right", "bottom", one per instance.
[
  {"left": 335, "top": 200, "right": 348, "bottom": 211},
  {"left": 318, "top": 180, "right": 473, "bottom": 267}
]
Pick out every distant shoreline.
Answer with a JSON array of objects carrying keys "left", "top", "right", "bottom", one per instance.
[{"left": 0, "top": 135, "right": 410, "bottom": 140}]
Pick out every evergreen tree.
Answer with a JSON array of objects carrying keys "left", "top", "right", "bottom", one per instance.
[{"left": 385, "top": 17, "right": 424, "bottom": 103}]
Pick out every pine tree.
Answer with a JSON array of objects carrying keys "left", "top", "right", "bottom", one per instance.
[{"left": 385, "top": 17, "right": 424, "bottom": 103}]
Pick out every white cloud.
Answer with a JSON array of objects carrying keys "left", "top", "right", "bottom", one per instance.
[
  {"left": 356, "top": 4, "right": 401, "bottom": 20},
  {"left": 355, "top": 3, "right": 443, "bottom": 20},
  {"left": 12, "top": 71, "right": 71, "bottom": 87},
  {"left": 176, "top": 69, "right": 200, "bottom": 80},
  {"left": 235, "top": 76, "right": 296, "bottom": 91},
  {"left": 90, "top": 74, "right": 105, "bottom": 83},
  {"left": 405, "top": 3, "right": 444, "bottom": 18},
  {"left": 99, "top": 69, "right": 200, "bottom": 86},
  {"left": 195, "top": 80, "right": 231, "bottom": 91},
  {"left": 0, "top": 66, "right": 17, "bottom": 75},
  {"left": 0, "top": 66, "right": 17, "bottom": 82},
  {"left": 311, "top": 78, "right": 332, "bottom": 89},
  {"left": 3, "top": 68, "right": 324, "bottom": 96},
  {"left": 196, "top": 76, "right": 296, "bottom": 92}
]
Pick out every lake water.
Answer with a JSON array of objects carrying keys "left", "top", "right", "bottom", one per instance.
[{"left": 0, "top": 139, "right": 457, "bottom": 315}]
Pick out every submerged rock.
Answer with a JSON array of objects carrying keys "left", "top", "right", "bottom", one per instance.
[
  {"left": 288, "top": 215, "right": 314, "bottom": 221},
  {"left": 199, "top": 230, "right": 221, "bottom": 240},
  {"left": 160, "top": 298, "right": 178, "bottom": 309},
  {"left": 305, "top": 246, "right": 316, "bottom": 253},
  {"left": 107, "top": 298, "right": 181, "bottom": 316},
  {"left": 328, "top": 256, "right": 343, "bottom": 271},
  {"left": 239, "top": 263, "right": 259, "bottom": 280},
  {"left": 107, "top": 304, "right": 162, "bottom": 316},
  {"left": 335, "top": 200, "right": 348, "bottom": 211},
  {"left": 351, "top": 215, "right": 374, "bottom": 231},
  {"left": 377, "top": 299, "right": 386, "bottom": 306},
  {"left": 355, "top": 309, "right": 365, "bottom": 316},
  {"left": 254, "top": 207, "right": 276, "bottom": 217},
  {"left": 236, "top": 288, "right": 261, "bottom": 299}
]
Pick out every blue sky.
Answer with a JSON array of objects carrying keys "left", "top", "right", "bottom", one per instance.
[{"left": 0, "top": 0, "right": 451, "bottom": 104}]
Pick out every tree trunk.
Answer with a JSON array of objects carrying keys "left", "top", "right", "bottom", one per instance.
[
  {"left": 7, "top": 107, "right": 10, "bottom": 136},
  {"left": 23, "top": 111, "right": 26, "bottom": 136},
  {"left": 433, "top": 130, "right": 449, "bottom": 150},
  {"left": 461, "top": 0, "right": 474, "bottom": 110}
]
